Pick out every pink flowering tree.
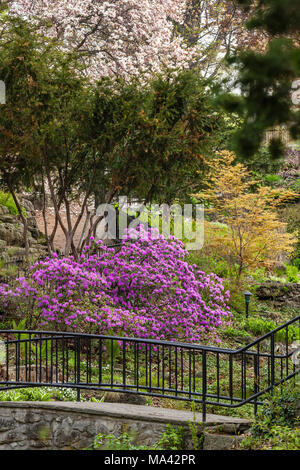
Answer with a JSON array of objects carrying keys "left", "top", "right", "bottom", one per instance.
[
  {"left": 0, "top": 229, "right": 231, "bottom": 343},
  {"left": 9, "top": 0, "right": 196, "bottom": 79}
]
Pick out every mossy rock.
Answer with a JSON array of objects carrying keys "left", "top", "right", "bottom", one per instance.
[
  {"left": 256, "top": 282, "right": 300, "bottom": 306},
  {"left": 103, "top": 391, "right": 147, "bottom": 405},
  {"left": 0, "top": 205, "right": 9, "bottom": 216}
]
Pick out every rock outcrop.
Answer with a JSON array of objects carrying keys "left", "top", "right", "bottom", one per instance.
[
  {"left": 0, "top": 203, "right": 47, "bottom": 259},
  {"left": 256, "top": 281, "right": 300, "bottom": 308}
]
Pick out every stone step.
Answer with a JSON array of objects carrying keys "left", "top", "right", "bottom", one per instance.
[{"left": 0, "top": 401, "right": 252, "bottom": 450}]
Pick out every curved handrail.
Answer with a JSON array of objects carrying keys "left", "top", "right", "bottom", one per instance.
[
  {"left": 0, "top": 315, "right": 299, "bottom": 422},
  {"left": 0, "top": 313, "right": 299, "bottom": 354}
]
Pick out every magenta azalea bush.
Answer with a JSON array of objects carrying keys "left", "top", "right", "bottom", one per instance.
[{"left": 0, "top": 228, "right": 231, "bottom": 343}]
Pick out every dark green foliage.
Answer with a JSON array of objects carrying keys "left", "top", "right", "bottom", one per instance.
[
  {"left": 240, "top": 317, "right": 300, "bottom": 342},
  {"left": 219, "top": 0, "right": 300, "bottom": 159},
  {"left": 236, "top": 146, "right": 284, "bottom": 175},
  {"left": 240, "top": 0, "right": 300, "bottom": 36},
  {"left": 251, "top": 387, "right": 299, "bottom": 436},
  {"left": 0, "top": 15, "right": 224, "bottom": 206},
  {"left": 0, "top": 191, "right": 25, "bottom": 215},
  {"left": 96, "top": 70, "right": 225, "bottom": 206},
  {"left": 240, "top": 386, "right": 300, "bottom": 450},
  {"left": 0, "top": 14, "right": 227, "bottom": 255},
  {"left": 293, "top": 258, "right": 300, "bottom": 269},
  {"left": 0, "top": 13, "right": 91, "bottom": 223},
  {"left": 91, "top": 425, "right": 185, "bottom": 451}
]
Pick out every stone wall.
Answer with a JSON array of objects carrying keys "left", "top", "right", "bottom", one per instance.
[
  {"left": 0, "top": 203, "right": 47, "bottom": 259},
  {"left": 0, "top": 402, "right": 251, "bottom": 450},
  {"left": 256, "top": 281, "right": 300, "bottom": 308}
]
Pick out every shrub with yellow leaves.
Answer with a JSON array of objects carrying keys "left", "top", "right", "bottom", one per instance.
[{"left": 194, "top": 151, "right": 299, "bottom": 283}]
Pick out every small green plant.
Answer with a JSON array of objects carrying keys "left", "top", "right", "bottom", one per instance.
[
  {"left": 0, "top": 192, "right": 26, "bottom": 216},
  {"left": 11, "top": 318, "right": 27, "bottom": 331},
  {"left": 0, "top": 388, "right": 51, "bottom": 402},
  {"left": 293, "top": 258, "right": 300, "bottom": 269},
  {"left": 223, "top": 326, "right": 252, "bottom": 340},
  {"left": 255, "top": 388, "right": 299, "bottom": 431},
  {"left": 106, "top": 330, "right": 121, "bottom": 361},
  {"left": 2, "top": 264, "right": 18, "bottom": 278},
  {"left": 10, "top": 321, "right": 57, "bottom": 360},
  {"left": 7, "top": 247, "right": 22, "bottom": 257},
  {"left": 240, "top": 425, "right": 300, "bottom": 450},
  {"left": 90, "top": 396, "right": 105, "bottom": 403},
  {"left": 263, "top": 174, "right": 284, "bottom": 185},
  {"left": 187, "top": 402, "right": 202, "bottom": 450},
  {"left": 290, "top": 178, "right": 300, "bottom": 192},
  {"left": 285, "top": 265, "right": 299, "bottom": 283},
  {"left": 248, "top": 267, "right": 267, "bottom": 283},
  {"left": 0, "top": 387, "right": 77, "bottom": 402},
  {"left": 11, "top": 319, "right": 29, "bottom": 355},
  {"left": 157, "top": 424, "right": 185, "bottom": 450},
  {"left": 91, "top": 425, "right": 185, "bottom": 451},
  {"left": 240, "top": 386, "right": 300, "bottom": 450},
  {"left": 30, "top": 339, "right": 52, "bottom": 361},
  {"left": 92, "top": 432, "right": 151, "bottom": 450},
  {"left": 241, "top": 317, "right": 300, "bottom": 342}
]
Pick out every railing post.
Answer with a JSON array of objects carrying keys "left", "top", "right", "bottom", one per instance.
[
  {"left": 254, "top": 353, "right": 258, "bottom": 416},
  {"left": 270, "top": 333, "right": 275, "bottom": 394},
  {"left": 16, "top": 333, "right": 20, "bottom": 383},
  {"left": 76, "top": 337, "right": 81, "bottom": 402},
  {"left": 229, "top": 355, "right": 233, "bottom": 404},
  {"left": 5, "top": 334, "right": 9, "bottom": 384},
  {"left": 202, "top": 350, "right": 207, "bottom": 423}
]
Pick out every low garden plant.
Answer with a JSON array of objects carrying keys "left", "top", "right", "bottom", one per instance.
[
  {"left": 91, "top": 424, "right": 186, "bottom": 451},
  {"left": 240, "top": 386, "right": 300, "bottom": 450},
  {"left": 0, "top": 387, "right": 78, "bottom": 402},
  {"left": 0, "top": 191, "right": 26, "bottom": 216}
]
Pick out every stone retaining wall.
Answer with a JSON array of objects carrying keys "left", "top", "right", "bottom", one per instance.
[
  {"left": 0, "top": 402, "right": 251, "bottom": 450},
  {"left": 256, "top": 281, "right": 300, "bottom": 307},
  {"left": 0, "top": 203, "right": 47, "bottom": 259}
]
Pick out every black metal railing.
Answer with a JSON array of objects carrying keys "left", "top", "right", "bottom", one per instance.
[{"left": 0, "top": 315, "right": 299, "bottom": 421}]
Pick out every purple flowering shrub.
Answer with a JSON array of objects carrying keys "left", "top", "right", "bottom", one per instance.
[{"left": 0, "top": 228, "right": 231, "bottom": 343}]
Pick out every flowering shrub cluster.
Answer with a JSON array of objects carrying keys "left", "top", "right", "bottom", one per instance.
[{"left": 0, "top": 228, "right": 230, "bottom": 343}]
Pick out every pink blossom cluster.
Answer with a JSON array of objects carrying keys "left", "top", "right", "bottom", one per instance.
[
  {"left": 0, "top": 228, "right": 231, "bottom": 343},
  {"left": 10, "top": 0, "right": 197, "bottom": 80}
]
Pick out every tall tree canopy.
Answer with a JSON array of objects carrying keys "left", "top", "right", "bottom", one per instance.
[
  {"left": 0, "top": 15, "right": 225, "bottom": 256},
  {"left": 178, "top": 0, "right": 269, "bottom": 78},
  {"left": 7, "top": 0, "right": 196, "bottom": 79},
  {"left": 5, "top": 0, "right": 269, "bottom": 81}
]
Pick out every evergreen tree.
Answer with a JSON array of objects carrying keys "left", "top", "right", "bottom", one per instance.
[{"left": 219, "top": 0, "right": 300, "bottom": 159}]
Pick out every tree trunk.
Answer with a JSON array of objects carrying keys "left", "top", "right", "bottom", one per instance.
[{"left": 6, "top": 183, "right": 30, "bottom": 259}]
